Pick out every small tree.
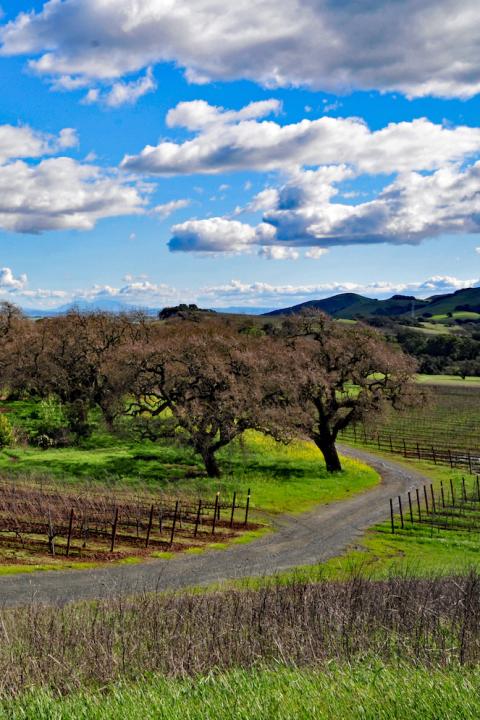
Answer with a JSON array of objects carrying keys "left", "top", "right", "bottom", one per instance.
[
  {"left": 278, "top": 312, "right": 418, "bottom": 472},
  {"left": 127, "top": 320, "right": 290, "bottom": 477}
]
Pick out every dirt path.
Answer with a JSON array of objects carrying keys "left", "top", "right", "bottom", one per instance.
[{"left": 0, "top": 447, "right": 431, "bottom": 607}]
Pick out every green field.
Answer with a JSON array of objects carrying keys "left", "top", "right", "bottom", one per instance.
[
  {"left": 4, "top": 663, "right": 480, "bottom": 720},
  {"left": 417, "top": 373, "right": 480, "bottom": 386}
]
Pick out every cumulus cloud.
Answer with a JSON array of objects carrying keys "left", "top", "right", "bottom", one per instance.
[
  {"left": 84, "top": 67, "right": 156, "bottom": 107},
  {"left": 0, "top": 157, "right": 146, "bottom": 233},
  {"left": 122, "top": 104, "right": 480, "bottom": 176},
  {"left": 169, "top": 163, "right": 480, "bottom": 252},
  {"left": 258, "top": 246, "right": 299, "bottom": 260},
  {"left": 2, "top": 1, "right": 480, "bottom": 98},
  {"left": 0, "top": 124, "right": 77, "bottom": 164},
  {"left": 169, "top": 218, "right": 274, "bottom": 253},
  {"left": 0, "top": 267, "right": 27, "bottom": 290}
]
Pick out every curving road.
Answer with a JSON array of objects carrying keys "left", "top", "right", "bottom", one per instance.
[{"left": 0, "top": 446, "right": 431, "bottom": 607}]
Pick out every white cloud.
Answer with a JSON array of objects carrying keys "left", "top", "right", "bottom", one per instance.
[
  {"left": 200, "top": 276, "right": 480, "bottom": 307},
  {"left": 263, "top": 163, "right": 480, "bottom": 248},
  {"left": 0, "top": 157, "right": 147, "bottom": 233},
  {"left": 84, "top": 67, "right": 156, "bottom": 107},
  {"left": 170, "top": 163, "right": 480, "bottom": 252},
  {"left": 2, "top": 1, "right": 480, "bottom": 98},
  {"left": 151, "top": 198, "right": 191, "bottom": 219},
  {"left": 122, "top": 104, "right": 480, "bottom": 176},
  {"left": 258, "top": 246, "right": 299, "bottom": 260},
  {"left": 305, "top": 248, "right": 328, "bottom": 259},
  {"left": 169, "top": 217, "right": 263, "bottom": 253},
  {"left": 476, "top": 247, "right": 480, "bottom": 254},
  {"left": 0, "top": 124, "right": 77, "bottom": 164},
  {"left": 0, "top": 267, "right": 27, "bottom": 290}
]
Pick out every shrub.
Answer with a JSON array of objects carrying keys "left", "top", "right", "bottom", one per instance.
[{"left": 0, "top": 414, "right": 13, "bottom": 448}]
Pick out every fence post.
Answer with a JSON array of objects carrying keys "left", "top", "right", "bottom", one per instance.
[
  {"left": 194, "top": 499, "right": 202, "bottom": 537},
  {"left": 448, "top": 449, "right": 453, "bottom": 469},
  {"left": 430, "top": 484, "right": 436, "bottom": 514},
  {"left": 403, "top": 439, "right": 407, "bottom": 458},
  {"left": 477, "top": 475, "right": 480, "bottom": 503},
  {"left": 145, "top": 504, "right": 154, "bottom": 548},
  {"left": 66, "top": 508, "right": 74, "bottom": 558},
  {"left": 212, "top": 492, "right": 219, "bottom": 535},
  {"left": 110, "top": 507, "right": 118, "bottom": 553},
  {"left": 244, "top": 488, "right": 251, "bottom": 527},
  {"left": 432, "top": 447, "right": 436, "bottom": 464},
  {"left": 169, "top": 500, "right": 179, "bottom": 546},
  {"left": 230, "top": 491, "right": 237, "bottom": 528},
  {"left": 462, "top": 477, "right": 467, "bottom": 503},
  {"left": 416, "top": 487, "right": 422, "bottom": 522},
  {"left": 450, "top": 478, "right": 455, "bottom": 507},
  {"left": 390, "top": 498, "right": 395, "bottom": 533},
  {"left": 440, "top": 481, "right": 445, "bottom": 509},
  {"left": 423, "top": 485, "right": 429, "bottom": 514},
  {"left": 468, "top": 452, "right": 472, "bottom": 475},
  {"left": 408, "top": 491, "right": 414, "bottom": 524},
  {"left": 398, "top": 496, "right": 404, "bottom": 529}
]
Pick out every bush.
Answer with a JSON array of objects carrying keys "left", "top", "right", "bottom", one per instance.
[
  {"left": 30, "top": 397, "right": 72, "bottom": 448},
  {"left": 0, "top": 413, "right": 13, "bottom": 448}
]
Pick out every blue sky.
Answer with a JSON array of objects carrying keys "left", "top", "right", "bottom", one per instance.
[{"left": 0, "top": 0, "right": 479, "bottom": 310}]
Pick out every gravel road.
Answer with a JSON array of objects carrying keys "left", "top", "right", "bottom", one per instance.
[{"left": 0, "top": 446, "right": 431, "bottom": 607}]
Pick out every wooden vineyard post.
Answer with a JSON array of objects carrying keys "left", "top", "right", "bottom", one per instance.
[
  {"left": 145, "top": 504, "right": 154, "bottom": 548},
  {"left": 390, "top": 498, "right": 395, "bottom": 534},
  {"left": 244, "top": 488, "right": 251, "bottom": 527},
  {"left": 66, "top": 508, "right": 74, "bottom": 558},
  {"left": 398, "top": 496, "right": 404, "bottom": 529},
  {"left": 403, "top": 439, "right": 407, "bottom": 458},
  {"left": 423, "top": 485, "right": 430, "bottom": 514},
  {"left": 416, "top": 488, "right": 422, "bottom": 522},
  {"left": 169, "top": 500, "right": 179, "bottom": 546},
  {"left": 417, "top": 443, "right": 421, "bottom": 461},
  {"left": 432, "top": 447, "right": 436, "bottom": 464},
  {"left": 110, "top": 507, "right": 119, "bottom": 553},
  {"left": 468, "top": 452, "right": 472, "bottom": 475},
  {"left": 450, "top": 478, "right": 455, "bottom": 507},
  {"left": 462, "top": 477, "right": 467, "bottom": 503},
  {"left": 448, "top": 449, "right": 453, "bottom": 469},
  {"left": 408, "top": 491, "right": 414, "bottom": 525},
  {"left": 477, "top": 476, "right": 480, "bottom": 503},
  {"left": 230, "top": 491, "right": 237, "bottom": 528},
  {"left": 159, "top": 505, "right": 163, "bottom": 534},
  {"left": 430, "top": 484, "right": 436, "bottom": 514},
  {"left": 440, "top": 481, "right": 445, "bottom": 509},
  {"left": 194, "top": 499, "right": 202, "bottom": 537},
  {"left": 217, "top": 494, "right": 221, "bottom": 522},
  {"left": 212, "top": 493, "right": 219, "bottom": 535}
]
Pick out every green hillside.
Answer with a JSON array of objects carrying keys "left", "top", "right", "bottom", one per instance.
[{"left": 264, "top": 287, "right": 480, "bottom": 320}]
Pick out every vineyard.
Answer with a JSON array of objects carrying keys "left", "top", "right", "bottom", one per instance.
[
  {"left": 0, "top": 480, "right": 255, "bottom": 560},
  {"left": 341, "top": 384, "right": 480, "bottom": 473},
  {"left": 389, "top": 473, "right": 480, "bottom": 536}
]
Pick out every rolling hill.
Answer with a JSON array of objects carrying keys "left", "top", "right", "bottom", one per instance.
[{"left": 263, "top": 287, "right": 480, "bottom": 320}]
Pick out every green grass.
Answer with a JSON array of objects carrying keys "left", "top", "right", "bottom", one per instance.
[
  {"left": 416, "top": 373, "right": 480, "bottom": 386},
  {"left": 319, "top": 454, "right": 480, "bottom": 579},
  {"left": 0, "top": 427, "right": 379, "bottom": 516},
  {"left": 4, "top": 663, "right": 480, "bottom": 719},
  {"left": 431, "top": 311, "right": 480, "bottom": 322}
]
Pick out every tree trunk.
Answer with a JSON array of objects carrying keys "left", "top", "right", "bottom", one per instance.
[
  {"left": 202, "top": 448, "right": 221, "bottom": 477},
  {"left": 314, "top": 436, "right": 342, "bottom": 472}
]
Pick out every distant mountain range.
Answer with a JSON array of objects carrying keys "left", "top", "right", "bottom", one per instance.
[
  {"left": 22, "top": 299, "right": 273, "bottom": 318},
  {"left": 263, "top": 287, "right": 480, "bottom": 319}
]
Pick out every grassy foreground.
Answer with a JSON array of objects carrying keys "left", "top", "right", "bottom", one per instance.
[{"left": 4, "top": 663, "right": 480, "bottom": 720}]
